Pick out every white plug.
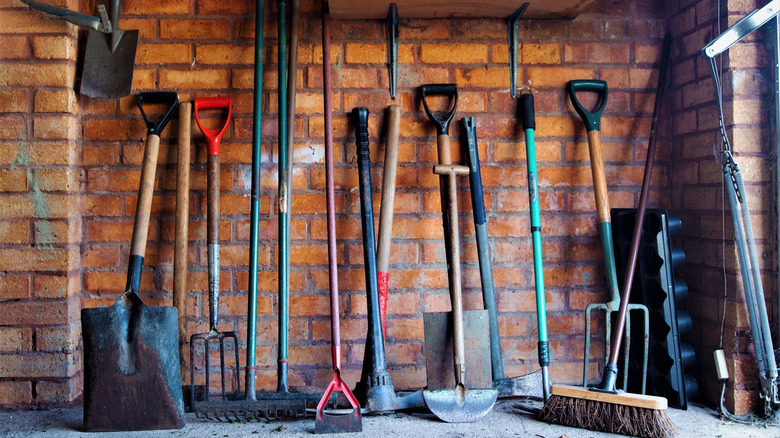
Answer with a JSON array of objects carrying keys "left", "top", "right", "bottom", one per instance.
[{"left": 714, "top": 349, "right": 729, "bottom": 382}]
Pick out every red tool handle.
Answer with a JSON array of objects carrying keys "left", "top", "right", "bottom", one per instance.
[{"left": 194, "top": 97, "right": 232, "bottom": 155}]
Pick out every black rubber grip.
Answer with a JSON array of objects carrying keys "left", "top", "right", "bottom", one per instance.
[
  {"left": 138, "top": 91, "right": 179, "bottom": 136},
  {"left": 352, "top": 107, "right": 370, "bottom": 155},
  {"left": 520, "top": 93, "right": 535, "bottom": 131}
]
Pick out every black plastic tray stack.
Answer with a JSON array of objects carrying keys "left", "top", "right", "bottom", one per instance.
[{"left": 611, "top": 208, "right": 698, "bottom": 409}]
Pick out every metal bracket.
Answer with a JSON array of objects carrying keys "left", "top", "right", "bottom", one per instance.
[
  {"left": 97, "top": 4, "right": 113, "bottom": 33},
  {"left": 386, "top": 3, "right": 399, "bottom": 100},
  {"left": 507, "top": 3, "right": 529, "bottom": 98},
  {"left": 702, "top": 0, "right": 780, "bottom": 58}
]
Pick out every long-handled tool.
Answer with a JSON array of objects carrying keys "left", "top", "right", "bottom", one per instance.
[
  {"left": 539, "top": 81, "right": 673, "bottom": 438},
  {"left": 174, "top": 100, "right": 191, "bottom": 379},
  {"left": 190, "top": 97, "right": 241, "bottom": 418},
  {"left": 377, "top": 104, "right": 401, "bottom": 337},
  {"left": 518, "top": 94, "right": 551, "bottom": 401},
  {"left": 19, "top": 0, "right": 138, "bottom": 99},
  {"left": 421, "top": 84, "right": 497, "bottom": 423},
  {"left": 352, "top": 107, "right": 425, "bottom": 413},
  {"left": 568, "top": 80, "right": 649, "bottom": 393},
  {"left": 703, "top": 15, "right": 780, "bottom": 414},
  {"left": 315, "top": 2, "right": 362, "bottom": 432},
  {"left": 462, "top": 115, "right": 545, "bottom": 400},
  {"left": 82, "top": 91, "right": 182, "bottom": 431}
]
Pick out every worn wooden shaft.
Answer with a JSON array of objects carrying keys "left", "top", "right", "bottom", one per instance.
[
  {"left": 130, "top": 134, "right": 160, "bottom": 258},
  {"left": 174, "top": 101, "right": 191, "bottom": 371}
]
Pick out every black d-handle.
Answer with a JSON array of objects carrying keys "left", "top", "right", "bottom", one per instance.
[
  {"left": 520, "top": 92, "right": 535, "bottom": 131},
  {"left": 567, "top": 80, "right": 608, "bottom": 132},
  {"left": 421, "top": 83, "right": 458, "bottom": 136},
  {"left": 138, "top": 92, "right": 179, "bottom": 137},
  {"left": 353, "top": 107, "right": 370, "bottom": 156}
]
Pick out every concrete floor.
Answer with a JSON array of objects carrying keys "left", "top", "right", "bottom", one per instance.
[{"left": 0, "top": 399, "right": 778, "bottom": 438}]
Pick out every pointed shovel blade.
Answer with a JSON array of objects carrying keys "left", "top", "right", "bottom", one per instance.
[{"left": 423, "top": 385, "right": 497, "bottom": 423}]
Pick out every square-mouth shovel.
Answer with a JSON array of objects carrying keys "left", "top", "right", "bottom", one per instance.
[
  {"left": 81, "top": 92, "right": 182, "bottom": 432},
  {"left": 19, "top": 0, "right": 138, "bottom": 99}
]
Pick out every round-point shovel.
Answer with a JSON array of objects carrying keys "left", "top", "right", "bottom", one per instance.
[
  {"left": 421, "top": 84, "right": 497, "bottom": 423},
  {"left": 81, "top": 91, "right": 182, "bottom": 432}
]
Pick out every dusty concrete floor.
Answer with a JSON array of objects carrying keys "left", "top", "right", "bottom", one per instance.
[{"left": 0, "top": 399, "right": 778, "bottom": 437}]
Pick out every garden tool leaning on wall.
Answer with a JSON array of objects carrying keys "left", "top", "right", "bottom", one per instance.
[
  {"left": 189, "top": 97, "right": 241, "bottom": 419},
  {"left": 421, "top": 83, "right": 497, "bottom": 423},
  {"left": 315, "top": 1, "right": 362, "bottom": 432},
  {"left": 82, "top": 92, "right": 183, "bottom": 432},
  {"left": 19, "top": 0, "right": 138, "bottom": 98},
  {"left": 568, "top": 80, "right": 649, "bottom": 393},
  {"left": 462, "top": 114, "right": 545, "bottom": 400},
  {"left": 702, "top": 5, "right": 780, "bottom": 417},
  {"left": 352, "top": 107, "right": 426, "bottom": 413}
]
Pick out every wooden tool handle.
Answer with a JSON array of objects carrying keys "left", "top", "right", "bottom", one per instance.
[
  {"left": 377, "top": 104, "right": 401, "bottom": 272},
  {"left": 587, "top": 130, "right": 610, "bottom": 224},
  {"left": 435, "top": 132, "right": 466, "bottom": 385},
  {"left": 174, "top": 101, "right": 191, "bottom": 365},
  {"left": 130, "top": 133, "right": 161, "bottom": 258}
]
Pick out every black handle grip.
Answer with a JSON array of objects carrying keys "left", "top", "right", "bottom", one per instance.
[
  {"left": 352, "top": 107, "right": 370, "bottom": 156},
  {"left": 520, "top": 93, "right": 535, "bottom": 131},
  {"left": 567, "top": 80, "right": 608, "bottom": 132},
  {"left": 138, "top": 92, "right": 179, "bottom": 136},
  {"left": 420, "top": 83, "right": 458, "bottom": 136}
]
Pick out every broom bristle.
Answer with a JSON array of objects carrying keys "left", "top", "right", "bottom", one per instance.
[{"left": 539, "top": 394, "right": 676, "bottom": 438}]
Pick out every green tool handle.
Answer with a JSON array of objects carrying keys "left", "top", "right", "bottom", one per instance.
[
  {"left": 277, "top": 0, "right": 290, "bottom": 392},
  {"left": 246, "top": 0, "right": 265, "bottom": 393}
]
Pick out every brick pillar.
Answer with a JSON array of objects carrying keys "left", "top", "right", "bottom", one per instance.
[
  {"left": 670, "top": 0, "right": 775, "bottom": 415},
  {"left": 0, "top": 1, "right": 82, "bottom": 405}
]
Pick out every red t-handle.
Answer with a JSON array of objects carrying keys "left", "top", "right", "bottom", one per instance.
[{"left": 194, "top": 97, "right": 232, "bottom": 155}]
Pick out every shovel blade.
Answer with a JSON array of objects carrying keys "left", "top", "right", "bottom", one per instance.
[
  {"left": 423, "top": 310, "right": 491, "bottom": 390},
  {"left": 494, "top": 370, "right": 544, "bottom": 398},
  {"left": 82, "top": 292, "right": 184, "bottom": 431},
  {"left": 315, "top": 408, "right": 362, "bottom": 434},
  {"left": 80, "top": 28, "right": 138, "bottom": 99},
  {"left": 423, "top": 386, "right": 497, "bottom": 423}
]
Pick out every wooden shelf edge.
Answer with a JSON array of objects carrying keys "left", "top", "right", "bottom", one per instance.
[{"left": 328, "top": 0, "right": 594, "bottom": 20}]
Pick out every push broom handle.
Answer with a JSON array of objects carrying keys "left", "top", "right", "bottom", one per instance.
[{"left": 608, "top": 34, "right": 671, "bottom": 370}]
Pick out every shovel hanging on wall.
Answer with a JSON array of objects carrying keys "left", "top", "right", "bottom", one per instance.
[{"left": 19, "top": 0, "right": 138, "bottom": 99}]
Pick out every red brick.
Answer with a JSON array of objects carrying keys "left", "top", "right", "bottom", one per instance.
[
  {"left": 160, "top": 19, "right": 231, "bottom": 39},
  {"left": 124, "top": 0, "right": 190, "bottom": 15},
  {"left": 159, "top": 69, "right": 230, "bottom": 90},
  {"left": 0, "top": 381, "right": 32, "bottom": 405},
  {"left": 32, "top": 36, "right": 75, "bottom": 60},
  {"left": 195, "top": 44, "right": 252, "bottom": 65},
  {"left": 1, "top": 64, "right": 75, "bottom": 88},
  {"left": 420, "top": 44, "right": 488, "bottom": 64},
  {"left": 0, "top": 90, "right": 28, "bottom": 112},
  {"left": 526, "top": 67, "right": 595, "bottom": 88},
  {"left": 136, "top": 43, "right": 192, "bottom": 65},
  {"left": 0, "top": 36, "right": 28, "bottom": 59}
]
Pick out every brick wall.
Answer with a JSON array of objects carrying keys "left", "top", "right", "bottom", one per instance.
[
  {"left": 4, "top": 0, "right": 769, "bottom": 414},
  {"left": 670, "top": 0, "right": 777, "bottom": 415},
  {"left": 0, "top": 0, "right": 83, "bottom": 404}
]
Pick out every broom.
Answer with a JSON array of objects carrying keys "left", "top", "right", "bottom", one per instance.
[{"left": 539, "top": 34, "right": 674, "bottom": 438}]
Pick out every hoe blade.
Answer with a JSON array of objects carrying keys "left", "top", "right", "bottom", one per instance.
[{"left": 315, "top": 408, "right": 362, "bottom": 434}]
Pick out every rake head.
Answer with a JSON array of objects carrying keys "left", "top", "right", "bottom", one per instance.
[{"left": 190, "top": 329, "right": 241, "bottom": 417}]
